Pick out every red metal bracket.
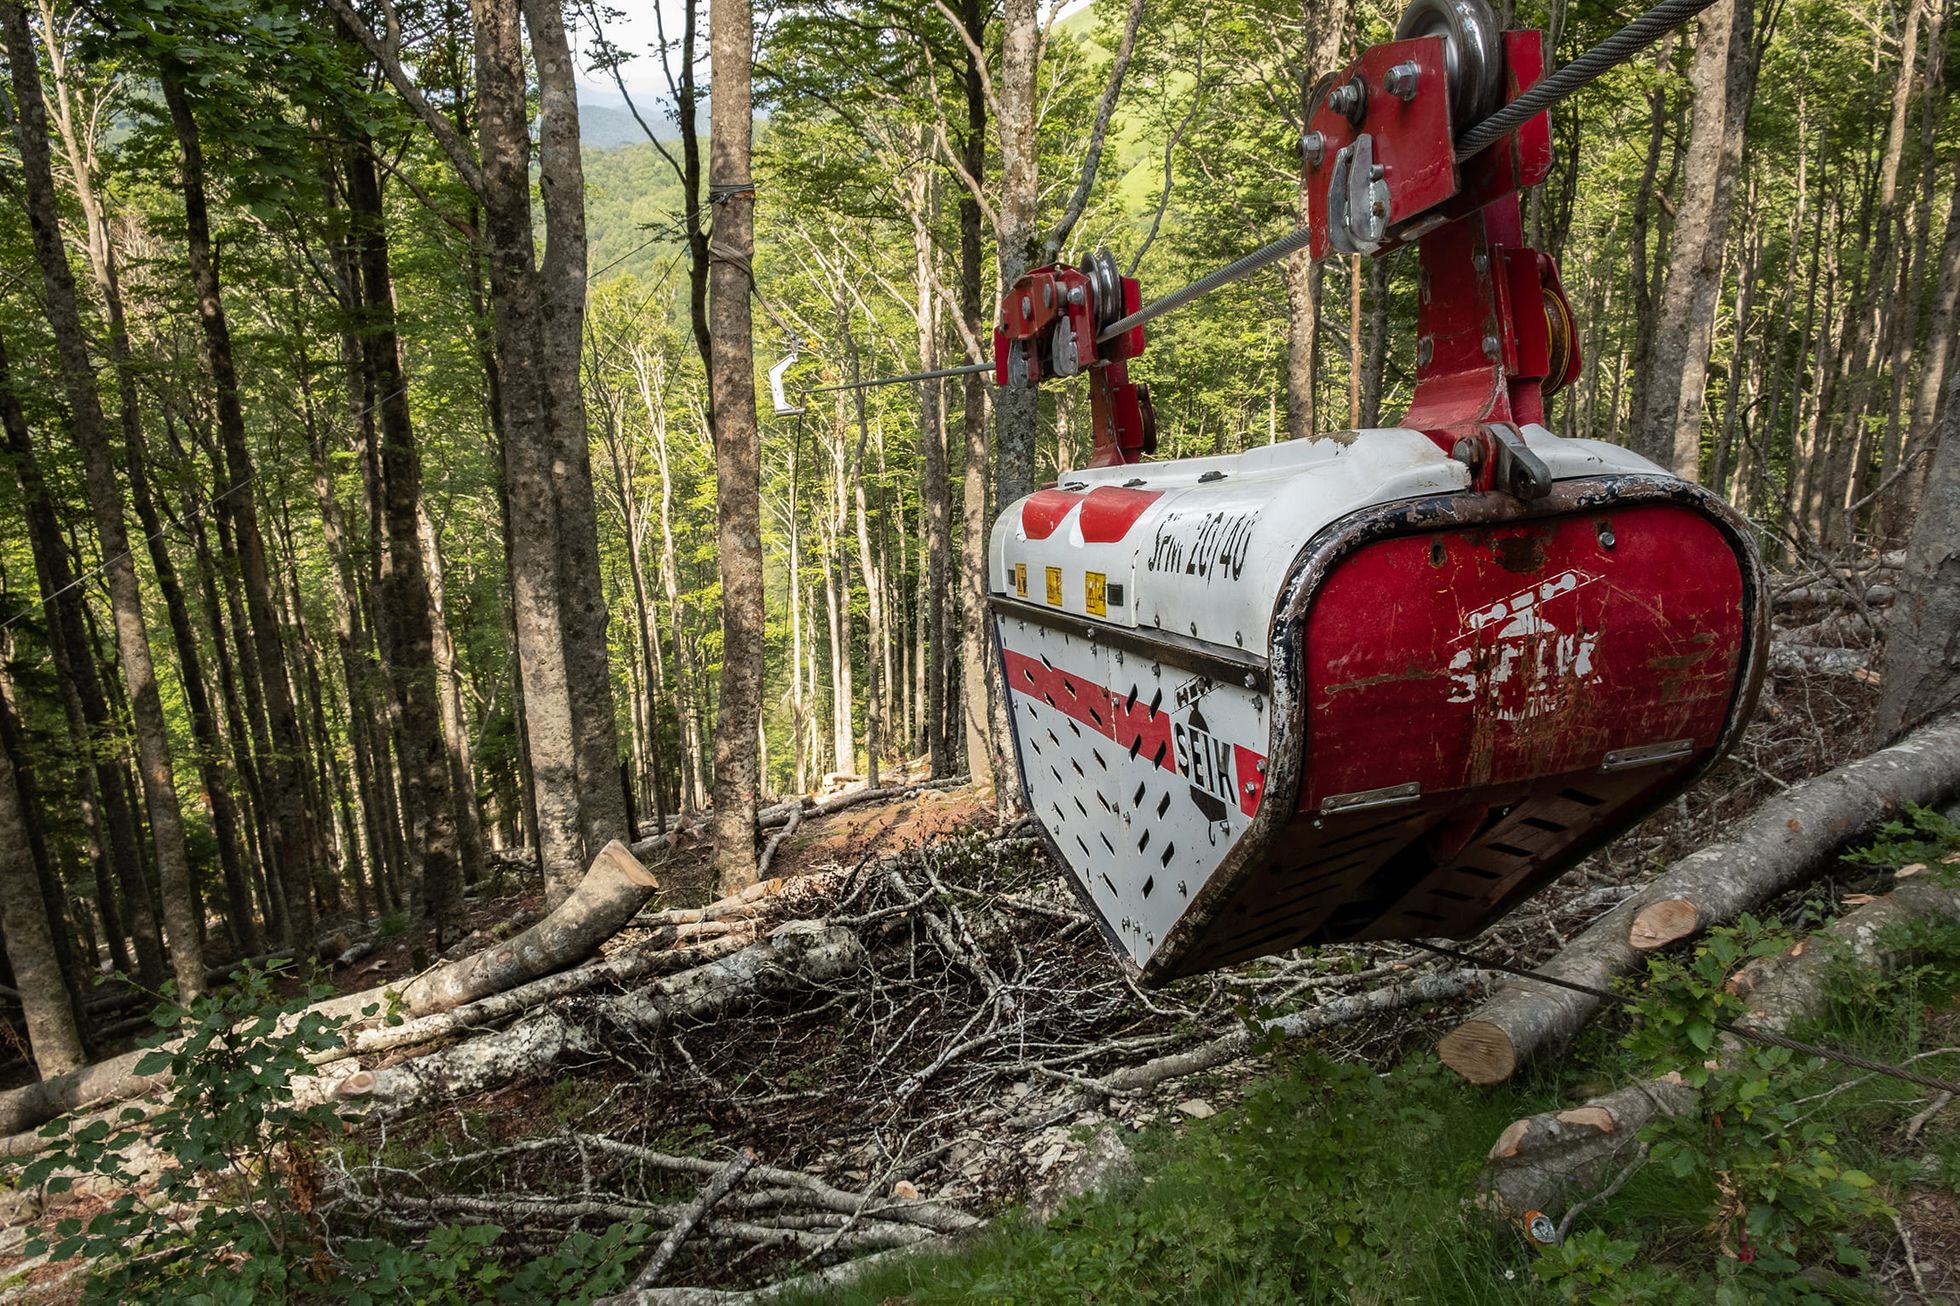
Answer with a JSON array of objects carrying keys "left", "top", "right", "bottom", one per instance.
[{"left": 994, "top": 261, "right": 1154, "bottom": 467}]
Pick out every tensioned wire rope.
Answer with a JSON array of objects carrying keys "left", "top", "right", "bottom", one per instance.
[{"left": 799, "top": 0, "right": 1726, "bottom": 398}]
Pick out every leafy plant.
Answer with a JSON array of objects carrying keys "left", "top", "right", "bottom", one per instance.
[
  {"left": 1842, "top": 804, "right": 1960, "bottom": 875},
  {"left": 11, "top": 964, "right": 643, "bottom": 1303},
  {"left": 1622, "top": 922, "right": 1893, "bottom": 1285}
]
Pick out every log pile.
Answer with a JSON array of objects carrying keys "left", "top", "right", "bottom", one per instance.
[{"left": 1479, "top": 867, "right": 1960, "bottom": 1225}]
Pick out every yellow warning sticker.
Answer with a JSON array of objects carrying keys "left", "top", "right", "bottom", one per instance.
[
  {"left": 1013, "top": 562, "right": 1028, "bottom": 597},
  {"left": 1045, "top": 565, "right": 1063, "bottom": 607},
  {"left": 1085, "top": 571, "right": 1107, "bottom": 617}
]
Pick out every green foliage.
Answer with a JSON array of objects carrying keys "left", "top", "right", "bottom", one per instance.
[
  {"left": 1622, "top": 921, "right": 1893, "bottom": 1288},
  {"left": 1842, "top": 805, "right": 1960, "bottom": 875},
  {"left": 12, "top": 964, "right": 644, "bottom": 1304}
]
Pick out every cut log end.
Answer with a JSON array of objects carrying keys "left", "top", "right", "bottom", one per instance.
[
  {"left": 334, "top": 1070, "right": 377, "bottom": 1100},
  {"left": 598, "top": 840, "right": 661, "bottom": 890},
  {"left": 1628, "top": 897, "right": 1700, "bottom": 950},
  {"left": 1436, "top": 1020, "right": 1517, "bottom": 1085}
]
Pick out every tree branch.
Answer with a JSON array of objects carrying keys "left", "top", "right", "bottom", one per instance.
[{"left": 1042, "top": 0, "right": 1149, "bottom": 259}]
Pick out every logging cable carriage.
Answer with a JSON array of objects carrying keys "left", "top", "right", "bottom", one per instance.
[{"left": 793, "top": 0, "right": 1769, "bottom": 986}]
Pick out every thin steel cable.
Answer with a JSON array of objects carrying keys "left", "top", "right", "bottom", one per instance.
[
  {"left": 1411, "top": 941, "right": 1960, "bottom": 1096},
  {"left": 1095, "top": 0, "right": 1716, "bottom": 345},
  {"left": 1454, "top": 0, "right": 1719, "bottom": 157},
  {"left": 802, "top": 361, "right": 994, "bottom": 394}
]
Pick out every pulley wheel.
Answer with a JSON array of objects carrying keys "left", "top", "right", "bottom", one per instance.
[
  {"left": 1081, "top": 247, "right": 1124, "bottom": 326},
  {"left": 1395, "top": 0, "right": 1503, "bottom": 130},
  {"left": 1542, "top": 286, "right": 1580, "bottom": 396}
]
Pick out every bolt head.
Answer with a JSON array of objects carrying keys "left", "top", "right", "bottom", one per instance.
[
  {"left": 1385, "top": 61, "right": 1420, "bottom": 101},
  {"left": 1482, "top": 333, "right": 1502, "bottom": 360},
  {"left": 1301, "top": 130, "right": 1325, "bottom": 168}
]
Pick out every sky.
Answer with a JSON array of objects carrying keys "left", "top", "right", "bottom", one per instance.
[{"left": 569, "top": 0, "right": 1099, "bottom": 106}]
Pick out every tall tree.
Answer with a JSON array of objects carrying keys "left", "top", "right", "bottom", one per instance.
[
  {"left": 2, "top": 0, "right": 205, "bottom": 998},
  {"left": 343, "top": 138, "right": 464, "bottom": 937},
  {"left": 0, "top": 739, "right": 86, "bottom": 1075},
  {"left": 710, "top": 0, "right": 763, "bottom": 893}
]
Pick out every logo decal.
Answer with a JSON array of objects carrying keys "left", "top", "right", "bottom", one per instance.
[
  {"left": 1446, "top": 569, "right": 1602, "bottom": 722},
  {"left": 1173, "top": 704, "right": 1236, "bottom": 834}
]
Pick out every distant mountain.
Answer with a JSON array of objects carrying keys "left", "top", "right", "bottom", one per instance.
[{"left": 581, "top": 101, "right": 657, "bottom": 151}]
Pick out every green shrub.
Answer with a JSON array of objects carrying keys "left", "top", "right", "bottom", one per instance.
[{"left": 12, "top": 964, "right": 644, "bottom": 1303}]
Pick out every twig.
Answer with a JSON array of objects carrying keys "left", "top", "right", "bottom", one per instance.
[{"left": 631, "top": 1149, "right": 758, "bottom": 1289}]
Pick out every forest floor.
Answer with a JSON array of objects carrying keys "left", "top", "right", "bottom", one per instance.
[{"left": 8, "top": 649, "right": 1949, "bottom": 1304}]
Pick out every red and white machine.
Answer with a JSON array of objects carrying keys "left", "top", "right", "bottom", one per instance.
[{"left": 986, "top": 0, "right": 1767, "bottom": 985}]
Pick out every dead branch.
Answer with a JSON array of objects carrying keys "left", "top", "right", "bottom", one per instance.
[{"left": 0, "top": 841, "right": 658, "bottom": 1141}]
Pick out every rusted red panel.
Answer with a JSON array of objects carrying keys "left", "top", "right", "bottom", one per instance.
[{"left": 1299, "top": 504, "right": 1744, "bottom": 810}]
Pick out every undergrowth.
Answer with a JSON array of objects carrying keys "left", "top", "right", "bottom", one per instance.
[
  {"left": 797, "top": 808, "right": 1960, "bottom": 1305},
  {"left": 7, "top": 812, "right": 1958, "bottom": 1303}
]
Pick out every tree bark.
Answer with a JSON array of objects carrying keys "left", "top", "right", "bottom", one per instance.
[
  {"left": 158, "top": 58, "right": 318, "bottom": 953},
  {"left": 42, "top": 32, "right": 259, "bottom": 956},
  {"left": 474, "top": 0, "right": 587, "bottom": 904},
  {"left": 1481, "top": 872, "right": 1960, "bottom": 1221},
  {"left": 523, "top": 0, "right": 630, "bottom": 869},
  {"left": 954, "top": 0, "right": 995, "bottom": 791},
  {"left": 3, "top": 2, "right": 205, "bottom": 999},
  {"left": 0, "top": 740, "right": 86, "bottom": 1076},
  {"left": 1436, "top": 712, "right": 1960, "bottom": 1083},
  {"left": 1875, "top": 368, "right": 1960, "bottom": 742},
  {"left": 907, "top": 168, "right": 953, "bottom": 778},
  {"left": 709, "top": 0, "right": 764, "bottom": 895},
  {"left": 1636, "top": 0, "right": 1751, "bottom": 478},
  {"left": 0, "top": 333, "right": 144, "bottom": 982},
  {"left": 0, "top": 840, "right": 659, "bottom": 1139},
  {"left": 343, "top": 139, "right": 465, "bottom": 940},
  {"left": 321, "top": 924, "right": 863, "bottom": 1121}
]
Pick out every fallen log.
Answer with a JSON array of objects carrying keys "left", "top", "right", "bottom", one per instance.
[
  {"left": 1768, "top": 643, "right": 1876, "bottom": 679},
  {"left": 333, "top": 930, "right": 755, "bottom": 1064},
  {"left": 0, "top": 840, "right": 658, "bottom": 1140},
  {"left": 1479, "top": 870, "right": 1960, "bottom": 1221},
  {"left": 633, "top": 866, "right": 853, "bottom": 929},
  {"left": 1436, "top": 712, "right": 1960, "bottom": 1084},
  {"left": 316, "top": 923, "right": 865, "bottom": 1120}
]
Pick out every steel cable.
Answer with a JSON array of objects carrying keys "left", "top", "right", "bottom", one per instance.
[
  {"left": 1095, "top": 0, "right": 1719, "bottom": 344},
  {"left": 1454, "top": 0, "right": 1720, "bottom": 157}
]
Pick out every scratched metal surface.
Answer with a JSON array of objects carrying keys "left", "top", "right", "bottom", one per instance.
[{"left": 988, "top": 427, "right": 1759, "bottom": 980}]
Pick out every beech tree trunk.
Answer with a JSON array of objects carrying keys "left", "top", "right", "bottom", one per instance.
[
  {"left": 954, "top": 0, "right": 995, "bottom": 790},
  {"left": 473, "top": 0, "right": 586, "bottom": 903},
  {"left": 1876, "top": 368, "right": 1960, "bottom": 741},
  {"left": 523, "top": 0, "right": 630, "bottom": 868},
  {"left": 322, "top": 924, "right": 864, "bottom": 1121},
  {"left": 1636, "top": 0, "right": 1752, "bottom": 478},
  {"left": 159, "top": 58, "right": 319, "bottom": 951},
  {"left": 0, "top": 743, "right": 86, "bottom": 1076},
  {"left": 0, "top": 333, "right": 144, "bottom": 982},
  {"left": 4, "top": 3, "right": 206, "bottom": 1000},
  {"left": 344, "top": 139, "right": 464, "bottom": 940},
  {"left": 709, "top": 0, "right": 764, "bottom": 895},
  {"left": 0, "top": 840, "right": 659, "bottom": 1140}
]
